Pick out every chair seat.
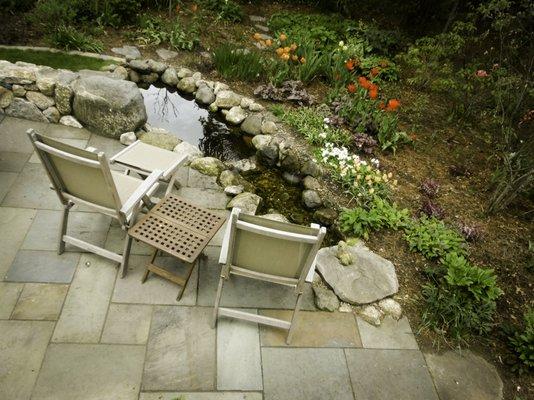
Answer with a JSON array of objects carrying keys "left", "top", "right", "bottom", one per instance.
[
  {"left": 111, "top": 141, "right": 183, "bottom": 179},
  {"left": 112, "top": 171, "right": 150, "bottom": 205}
]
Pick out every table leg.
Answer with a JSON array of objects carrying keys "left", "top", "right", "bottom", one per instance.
[
  {"left": 176, "top": 259, "right": 197, "bottom": 301},
  {"left": 142, "top": 249, "right": 159, "bottom": 283}
]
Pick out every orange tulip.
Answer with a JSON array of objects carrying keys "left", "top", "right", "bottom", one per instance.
[
  {"left": 275, "top": 47, "right": 284, "bottom": 56},
  {"left": 345, "top": 59, "right": 355, "bottom": 71},
  {"left": 281, "top": 53, "right": 290, "bottom": 61},
  {"left": 369, "top": 88, "right": 378, "bottom": 99},
  {"left": 291, "top": 54, "right": 299, "bottom": 61},
  {"left": 386, "top": 98, "right": 401, "bottom": 111},
  {"left": 347, "top": 83, "right": 357, "bottom": 93},
  {"left": 283, "top": 46, "right": 290, "bottom": 53},
  {"left": 279, "top": 33, "right": 287, "bottom": 41},
  {"left": 265, "top": 39, "right": 272, "bottom": 47},
  {"left": 368, "top": 83, "right": 378, "bottom": 92},
  {"left": 253, "top": 33, "right": 261, "bottom": 41},
  {"left": 358, "top": 76, "right": 370, "bottom": 90},
  {"left": 370, "top": 67, "right": 380, "bottom": 77},
  {"left": 290, "top": 43, "right": 297, "bottom": 51}
]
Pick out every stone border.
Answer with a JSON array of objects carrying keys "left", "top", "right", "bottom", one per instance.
[{"left": 0, "top": 45, "right": 125, "bottom": 63}]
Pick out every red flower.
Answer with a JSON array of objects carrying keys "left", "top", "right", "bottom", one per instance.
[
  {"left": 347, "top": 83, "right": 357, "bottom": 93},
  {"left": 369, "top": 88, "right": 378, "bottom": 99},
  {"left": 345, "top": 59, "right": 355, "bottom": 71},
  {"left": 358, "top": 76, "right": 370, "bottom": 89},
  {"left": 386, "top": 98, "right": 401, "bottom": 111}
]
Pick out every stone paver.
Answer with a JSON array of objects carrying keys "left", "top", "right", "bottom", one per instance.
[
  {"left": 217, "top": 310, "right": 263, "bottom": 391},
  {"left": 198, "top": 247, "right": 315, "bottom": 310},
  {"left": 87, "top": 133, "right": 126, "bottom": 157},
  {"left": 0, "top": 207, "right": 35, "bottom": 277},
  {"left": 345, "top": 349, "right": 439, "bottom": 400},
  {"left": 140, "top": 393, "right": 263, "bottom": 400},
  {"left": 188, "top": 167, "right": 220, "bottom": 189},
  {"left": 0, "top": 151, "right": 30, "bottom": 172},
  {"left": 260, "top": 310, "right": 361, "bottom": 348},
  {"left": 11, "top": 283, "right": 68, "bottom": 320},
  {"left": 0, "top": 320, "right": 55, "bottom": 400},
  {"left": 357, "top": 316, "right": 419, "bottom": 350},
  {"left": 32, "top": 343, "right": 145, "bottom": 400},
  {"left": 112, "top": 255, "right": 198, "bottom": 305},
  {"left": 425, "top": 350, "right": 503, "bottom": 400},
  {"left": 177, "top": 187, "right": 229, "bottom": 209},
  {"left": 0, "top": 116, "right": 47, "bottom": 153},
  {"left": 2, "top": 162, "right": 62, "bottom": 209},
  {"left": 52, "top": 254, "right": 116, "bottom": 342},
  {"left": 0, "top": 282, "right": 23, "bottom": 318},
  {"left": 0, "top": 171, "right": 17, "bottom": 202},
  {"left": 5, "top": 249, "right": 79, "bottom": 283},
  {"left": 21, "top": 209, "right": 111, "bottom": 252},
  {"left": 262, "top": 347, "right": 354, "bottom": 400},
  {"left": 143, "top": 306, "right": 216, "bottom": 391},
  {"left": 44, "top": 123, "right": 91, "bottom": 140},
  {"left": 101, "top": 304, "right": 153, "bottom": 344}
]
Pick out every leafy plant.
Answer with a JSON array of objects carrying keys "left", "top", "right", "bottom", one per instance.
[
  {"left": 169, "top": 19, "right": 199, "bottom": 50},
  {"left": 405, "top": 216, "right": 467, "bottom": 259},
  {"left": 49, "top": 25, "right": 104, "bottom": 53},
  {"left": 213, "top": 44, "right": 265, "bottom": 82},
  {"left": 506, "top": 308, "right": 534, "bottom": 374},
  {"left": 340, "top": 197, "right": 410, "bottom": 239},
  {"left": 200, "top": 0, "right": 243, "bottom": 22},
  {"left": 422, "top": 252, "right": 503, "bottom": 340},
  {"left": 419, "top": 198, "right": 445, "bottom": 220}
]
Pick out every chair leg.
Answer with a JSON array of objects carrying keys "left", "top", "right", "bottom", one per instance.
[
  {"left": 58, "top": 202, "right": 72, "bottom": 255},
  {"left": 286, "top": 292, "right": 304, "bottom": 344},
  {"left": 119, "top": 234, "right": 133, "bottom": 278},
  {"left": 212, "top": 274, "right": 226, "bottom": 328}
]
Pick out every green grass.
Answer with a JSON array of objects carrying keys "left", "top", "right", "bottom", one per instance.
[{"left": 0, "top": 48, "right": 114, "bottom": 71}]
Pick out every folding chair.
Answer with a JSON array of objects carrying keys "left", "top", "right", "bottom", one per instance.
[
  {"left": 212, "top": 208, "right": 326, "bottom": 344},
  {"left": 27, "top": 129, "right": 162, "bottom": 277}
]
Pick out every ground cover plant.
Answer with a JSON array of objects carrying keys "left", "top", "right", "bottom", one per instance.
[{"left": 0, "top": 47, "right": 113, "bottom": 70}]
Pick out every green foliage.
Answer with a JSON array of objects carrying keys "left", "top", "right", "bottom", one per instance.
[
  {"left": 0, "top": 47, "right": 113, "bottom": 71},
  {"left": 375, "top": 112, "right": 410, "bottom": 153},
  {"left": 199, "top": 0, "right": 243, "bottom": 22},
  {"left": 405, "top": 216, "right": 467, "bottom": 259},
  {"left": 169, "top": 19, "right": 199, "bottom": 50},
  {"left": 507, "top": 308, "right": 534, "bottom": 374},
  {"left": 213, "top": 45, "right": 265, "bottom": 82},
  {"left": 422, "top": 252, "right": 503, "bottom": 340},
  {"left": 135, "top": 15, "right": 199, "bottom": 51},
  {"left": 29, "top": 0, "right": 77, "bottom": 33},
  {"left": 340, "top": 197, "right": 410, "bottom": 239},
  {"left": 49, "top": 25, "right": 104, "bottom": 53}
]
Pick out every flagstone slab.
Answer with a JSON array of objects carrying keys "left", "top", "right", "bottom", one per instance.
[
  {"left": 188, "top": 168, "right": 220, "bottom": 189},
  {"left": 198, "top": 247, "right": 315, "bottom": 310},
  {"left": 140, "top": 393, "right": 263, "bottom": 400},
  {"left": 259, "top": 310, "right": 361, "bottom": 348},
  {"left": 2, "top": 162, "right": 62, "bottom": 209},
  {"left": 424, "top": 350, "right": 503, "bottom": 400},
  {"left": 356, "top": 316, "right": 419, "bottom": 350},
  {"left": 31, "top": 343, "right": 145, "bottom": 400},
  {"left": 112, "top": 255, "right": 198, "bottom": 305},
  {"left": 5, "top": 250, "right": 79, "bottom": 283},
  {"left": 87, "top": 133, "right": 126, "bottom": 158},
  {"left": 0, "top": 207, "right": 35, "bottom": 278},
  {"left": 0, "top": 320, "right": 54, "bottom": 400},
  {"left": 217, "top": 310, "right": 263, "bottom": 391},
  {"left": 262, "top": 348, "right": 354, "bottom": 400},
  {"left": 0, "top": 116, "right": 47, "bottom": 153},
  {"left": 52, "top": 254, "right": 116, "bottom": 342},
  {"left": 345, "top": 349, "right": 439, "bottom": 400},
  {"left": 143, "top": 306, "right": 216, "bottom": 391},
  {"left": 0, "top": 282, "right": 23, "bottom": 318},
  {"left": 11, "top": 283, "right": 68, "bottom": 320},
  {"left": 0, "top": 171, "right": 17, "bottom": 202},
  {"left": 0, "top": 151, "right": 30, "bottom": 172},
  {"left": 101, "top": 304, "right": 153, "bottom": 344},
  {"left": 176, "top": 187, "right": 229, "bottom": 209},
  {"left": 44, "top": 122, "right": 91, "bottom": 140},
  {"left": 21, "top": 210, "right": 111, "bottom": 252}
]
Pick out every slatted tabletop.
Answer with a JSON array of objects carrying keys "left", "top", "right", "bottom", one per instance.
[{"left": 129, "top": 194, "right": 226, "bottom": 263}]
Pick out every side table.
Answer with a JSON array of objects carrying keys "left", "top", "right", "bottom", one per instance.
[{"left": 128, "top": 194, "right": 226, "bottom": 300}]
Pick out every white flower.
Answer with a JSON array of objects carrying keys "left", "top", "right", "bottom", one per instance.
[
  {"left": 323, "top": 117, "right": 330, "bottom": 123},
  {"left": 339, "top": 40, "right": 345, "bottom": 47},
  {"left": 319, "top": 132, "right": 327, "bottom": 139},
  {"left": 343, "top": 45, "right": 348, "bottom": 51}
]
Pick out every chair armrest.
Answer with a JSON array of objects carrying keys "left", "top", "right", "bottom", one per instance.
[
  {"left": 120, "top": 169, "right": 163, "bottom": 216},
  {"left": 218, "top": 220, "right": 232, "bottom": 264},
  {"left": 305, "top": 257, "right": 317, "bottom": 283}
]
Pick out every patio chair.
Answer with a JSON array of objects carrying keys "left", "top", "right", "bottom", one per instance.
[
  {"left": 27, "top": 129, "right": 162, "bottom": 277},
  {"left": 212, "top": 208, "right": 327, "bottom": 344}
]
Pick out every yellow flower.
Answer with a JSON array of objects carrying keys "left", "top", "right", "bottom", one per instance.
[
  {"left": 393, "top": 179, "right": 398, "bottom": 185},
  {"left": 369, "top": 188, "right": 375, "bottom": 194},
  {"left": 388, "top": 172, "right": 393, "bottom": 178}
]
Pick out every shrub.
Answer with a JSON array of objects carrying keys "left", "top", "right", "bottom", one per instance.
[
  {"left": 506, "top": 308, "right": 534, "bottom": 374},
  {"left": 49, "top": 25, "right": 104, "bottom": 53},
  {"left": 422, "top": 252, "right": 503, "bottom": 340},
  {"left": 213, "top": 45, "right": 265, "bottom": 82},
  {"left": 340, "top": 197, "right": 410, "bottom": 239},
  {"left": 199, "top": 0, "right": 243, "bottom": 22},
  {"left": 405, "top": 216, "right": 467, "bottom": 259},
  {"left": 135, "top": 15, "right": 199, "bottom": 51},
  {"left": 29, "top": 0, "right": 77, "bottom": 33}
]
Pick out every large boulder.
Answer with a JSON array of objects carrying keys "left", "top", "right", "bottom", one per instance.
[
  {"left": 315, "top": 241, "right": 399, "bottom": 305},
  {"left": 72, "top": 75, "right": 147, "bottom": 138},
  {"left": 5, "top": 98, "right": 47, "bottom": 122},
  {"left": 54, "top": 70, "right": 78, "bottom": 115},
  {"left": 227, "top": 192, "right": 262, "bottom": 215},
  {"left": 214, "top": 90, "right": 242, "bottom": 109}
]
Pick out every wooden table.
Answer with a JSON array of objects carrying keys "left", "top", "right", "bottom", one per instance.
[{"left": 128, "top": 194, "right": 226, "bottom": 300}]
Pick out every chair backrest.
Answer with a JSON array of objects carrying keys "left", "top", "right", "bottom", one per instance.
[
  {"left": 27, "top": 129, "right": 123, "bottom": 218},
  {"left": 226, "top": 209, "right": 326, "bottom": 285}
]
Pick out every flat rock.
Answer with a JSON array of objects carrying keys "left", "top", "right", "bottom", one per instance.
[
  {"left": 315, "top": 242, "right": 399, "bottom": 304},
  {"left": 215, "top": 90, "right": 242, "bottom": 109},
  {"left": 111, "top": 45, "right": 141, "bottom": 60},
  {"left": 190, "top": 157, "right": 225, "bottom": 176},
  {"left": 229, "top": 157, "right": 257, "bottom": 173},
  {"left": 156, "top": 48, "right": 178, "bottom": 61},
  {"left": 219, "top": 169, "right": 253, "bottom": 192},
  {"left": 241, "top": 113, "right": 263, "bottom": 135},
  {"left": 313, "top": 207, "right": 338, "bottom": 226},
  {"left": 425, "top": 350, "right": 503, "bottom": 400},
  {"left": 72, "top": 75, "right": 147, "bottom": 138},
  {"left": 227, "top": 192, "right": 262, "bottom": 215},
  {"left": 147, "top": 59, "right": 167, "bottom": 74},
  {"left": 0, "top": 87, "right": 13, "bottom": 108},
  {"left": 312, "top": 281, "right": 340, "bottom": 312},
  {"left": 120, "top": 131, "right": 137, "bottom": 145},
  {"left": 26, "top": 91, "right": 54, "bottom": 110},
  {"left": 224, "top": 185, "right": 244, "bottom": 196},
  {"left": 195, "top": 84, "right": 215, "bottom": 105},
  {"left": 5, "top": 98, "right": 47, "bottom": 122},
  {"left": 59, "top": 115, "right": 83, "bottom": 128},
  {"left": 259, "top": 213, "right": 289, "bottom": 223},
  {"left": 302, "top": 189, "right": 322, "bottom": 209},
  {"left": 138, "top": 128, "right": 180, "bottom": 151},
  {"left": 173, "top": 141, "right": 202, "bottom": 162}
]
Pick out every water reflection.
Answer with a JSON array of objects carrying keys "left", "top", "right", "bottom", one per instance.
[{"left": 140, "top": 84, "right": 252, "bottom": 161}]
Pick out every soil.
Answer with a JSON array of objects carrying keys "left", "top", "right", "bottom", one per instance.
[{"left": 2, "top": 2, "right": 532, "bottom": 398}]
